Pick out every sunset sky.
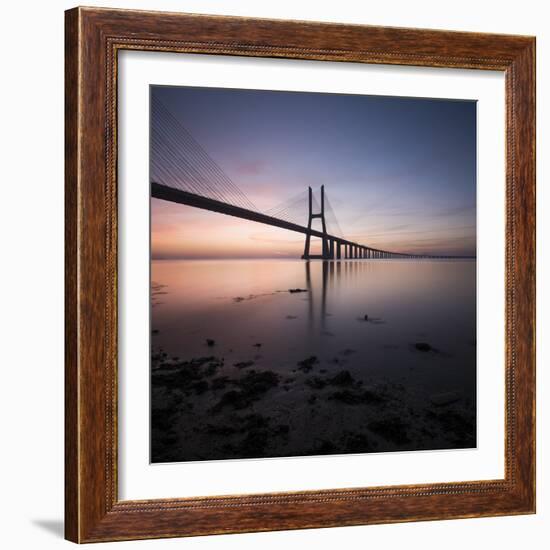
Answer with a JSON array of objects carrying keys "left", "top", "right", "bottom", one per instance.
[{"left": 151, "top": 85, "right": 476, "bottom": 259}]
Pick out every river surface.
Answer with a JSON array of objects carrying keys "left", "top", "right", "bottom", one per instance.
[{"left": 151, "top": 259, "right": 476, "bottom": 463}]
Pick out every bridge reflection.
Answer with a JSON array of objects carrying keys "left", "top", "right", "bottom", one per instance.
[{"left": 304, "top": 259, "right": 384, "bottom": 329}]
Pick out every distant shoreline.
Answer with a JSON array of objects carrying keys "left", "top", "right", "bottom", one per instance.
[{"left": 151, "top": 256, "right": 477, "bottom": 262}]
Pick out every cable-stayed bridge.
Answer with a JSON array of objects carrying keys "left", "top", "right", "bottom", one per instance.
[{"left": 151, "top": 96, "right": 467, "bottom": 260}]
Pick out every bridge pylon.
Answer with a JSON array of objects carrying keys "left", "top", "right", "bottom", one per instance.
[{"left": 302, "top": 185, "right": 331, "bottom": 260}]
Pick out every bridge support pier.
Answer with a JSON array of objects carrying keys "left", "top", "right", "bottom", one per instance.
[
  {"left": 302, "top": 185, "right": 331, "bottom": 260},
  {"left": 322, "top": 238, "right": 329, "bottom": 259},
  {"left": 337, "top": 242, "right": 341, "bottom": 259}
]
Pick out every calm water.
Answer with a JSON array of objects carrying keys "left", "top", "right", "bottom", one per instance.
[
  {"left": 152, "top": 259, "right": 476, "bottom": 395},
  {"left": 151, "top": 259, "right": 476, "bottom": 462}
]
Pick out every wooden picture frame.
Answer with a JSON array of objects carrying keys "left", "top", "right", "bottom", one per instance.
[{"left": 65, "top": 6, "right": 536, "bottom": 543}]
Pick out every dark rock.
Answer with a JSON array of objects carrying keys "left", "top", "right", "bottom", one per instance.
[
  {"left": 305, "top": 376, "right": 327, "bottom": 390},
  {"left": 191, "top": 380, "right": 209, "bottom": 395},
  {"left": 237, "top": 370, "right": 279, "bottom": 395},
  {"left": 288, "top": 288, "right": 307, "bottom": 293},
  {"left": 161, "top": 435, "right": 177, "bottom": 446},
  {"left": 329, "top": 389, "right": 386, "bottom": 406},
  {"left": 210, "top": 370, "right": 280, "bottom": 414},
  {"left": 297, "top": 356, "right": 319, "bottom": 372},
  {"left": 330, "top": 370, "right": 354, "bottom": 386},
  {"left": 241, "top": 413, "right": 270, "bottom": 431},
  {"left": 211, "top": 376, "right": 230, "bottom": 391},
  {"left": 430, "top": 391, "right": 461, "bottom": 406},
  {"left": 364, "top": 314, "right": 369, "bottom": 321},
  {"left": 342, "top": 432, "right": 376, "bottom": 453},
  {"left": 151, "top": 407, "right": 175, "bottom": 432},
  {"left": 236, "top": 430, "right": 269, "bottom": 456},
  {"left": 274, "top": 424, "right": 290, "bottom": 435},
  {"left": 415, "top": 342, "right": 432, "bottom": 352},
  {"left": 206, "top": 338, "right": 216, "bottom": 347},
  {"left": 312, "top": 440, "right": 338, "bottom": 455},
  {"left": 220, "top": 416, "right": 273, "bottom": 458},
  {"left": 211, "top": 390, "right": 251, "bottom": 413},
  {"left": 329, "top": 390, "right": 361, "bottom": 405},
  {"left": 234, "top": 361, "right": 254, "bottom": 369},
  {"left": 306, "top": 370, "right": 357, "bottom": 389},
  {"left": 426, "top": 409, "right": 474, "bottom": 447},
  {"left": 151, "top": 356, "right": 222, "bottom": 389},
  {"left": 201, "top": 359, "right": 222, "bottom": 377},
  {"left": 205, "top": 423, "right": 238, "bottom": 436},
  {"left": 253, "top": 343, "right": 262, "bottom": 348},
  {"left": 368, "top": 416, "right": 410, "bottom": 445}
]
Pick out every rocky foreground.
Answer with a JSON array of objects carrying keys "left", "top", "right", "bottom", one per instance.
[{"left": 151, "top": 348, "right": 475, "bottom": 463}]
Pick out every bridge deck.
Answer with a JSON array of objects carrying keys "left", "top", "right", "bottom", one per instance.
[{"left": 151, "top": 182, "right": 471, "bottom": 260}]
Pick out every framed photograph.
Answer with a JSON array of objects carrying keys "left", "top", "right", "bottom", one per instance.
[{"left": 65, "top": 7, "right": 535, "bottom": 543}]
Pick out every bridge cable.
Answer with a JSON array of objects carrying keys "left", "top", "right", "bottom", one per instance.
[{"left": 151, "top": 96, "right": 259, "bottom": 211}]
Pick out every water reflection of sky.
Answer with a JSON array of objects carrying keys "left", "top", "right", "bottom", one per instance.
[
  {"left": 152, "top": 259, "right": 476, "bottom": 396},
  {"left": 151, "top": 86, "right": 476, "bottom": 259}
]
